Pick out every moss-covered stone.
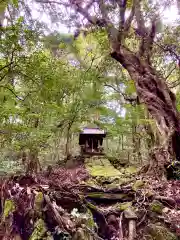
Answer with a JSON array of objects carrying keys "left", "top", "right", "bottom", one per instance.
[
  {"left": 150, "top": 200, "right": 163, "bottom": 214},
  {"left": 124, "top": 207, "right": 137, "bottom": 219},
  {"left": 34, "top": 192, "right": 44, "bottom": 211},
  {"left": 85, "top": 157, "right": 135, "bottom": 188},
  {"left": 2, "top": 199, "right": 15, "bottom": 221},
  {"left": 118, "top": 202, "right": 132, "bottom": 211},
  {"left": 146, "top": 224, "right": 177, "bottom": 240},
  {"left": 145, "top": 191, "right": 154, "bottom": 197},
  {"left": 105, "top": 180, "right": 128, "bottom": 189},
  {"left": 132, "top": 180, "right": 144, "bottom": 191},
  {"left": 29, "top": 219, "right": 47, "bottom": 240},
  {"left": 86, "top": 209, "right": 96, "bottom": 230},
  {"left": 86, "top": 192, "right": 128, "bottom": 200},
  {"left": 125, "top": 166, "right": 138, "bottom": 174},
  {"left": 85, "top": 157, "right": 121, "bottom": 177}
]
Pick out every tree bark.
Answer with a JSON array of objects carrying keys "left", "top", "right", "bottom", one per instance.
[
  {"left": 132, "top": 123, "right": 142, "bottom": 164},
  {"left": 65, "top": 131, "right": 71, "bottom": 159},
  {"left": 111, "top": 45, "right": 180, "bottom": 166},
  {"left": 26, "top": 148, "right": 41, "bottom": 175},
  {"left": 65, "top": 123, "right": 72, "bottom": 159},
  {"left": 144, "top": 111, "right": 159, "bottom": 149}
]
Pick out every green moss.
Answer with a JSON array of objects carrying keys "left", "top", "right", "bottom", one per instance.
[
  {"left": 132, "top": 180, "right": 144, "bottom": 191},
  {"left": 86, "top": 209, "right": 96, "bottom": 230},
  {"left": 150, "top": 200, "right": 163, "bottom": 214},
  {"left": 34, "top": 192, "right": 44, "bottom": 211},
  {"left": 86, "top": 192, "right": 127, "bottom": 200},
  {"left": 125, "top": 166, "right": 138, "bottom": 174},
  {"left": 2, "top": 199, "right": 15, "bottom": 220},
  {"left": 105, "top": 180, "right": 128, "bottom": 189},
  {"left": 85, "top": 157, "right": 121, "bottom": 177},
  {"left": 118, "top": 202, "right": 132, "bottom": 210},
  {"left": 147, "top": 224, "right": 177, "bottom": 240},
  {"left": 29, "top": 219, "right": 47, "bottom": 240},
  {"left": 86, "top": 164, "right": 121, "bottom": 177},
  {"left": 146, "top": 191, "right": 154, "bottom": 197}
]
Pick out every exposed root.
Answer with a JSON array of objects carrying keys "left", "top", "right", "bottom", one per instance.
[
  {"left": 154, "top": 195, "right": 176, "bottom": 208},
  {"left": 128, "top": 220, "right": 136, "bottom": 240},
  {"left": 0, "top": 166, "right": 180, "bottom": 240},
  {"left": 119, "top": 212, "right": 124, "bottom": 240}
]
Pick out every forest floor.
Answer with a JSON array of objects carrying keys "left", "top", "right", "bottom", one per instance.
[{"left": 0, "top": 156, "right": 180, "bottom": 240}]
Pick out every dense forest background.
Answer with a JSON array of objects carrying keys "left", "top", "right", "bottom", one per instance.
[{"left": 1, "top": 1, "right": 180, "bottom": 240}]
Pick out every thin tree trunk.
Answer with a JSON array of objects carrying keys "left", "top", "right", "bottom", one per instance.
[
  {"left": 132, "top": 123, "right": 142, "bottom": 164},
  {"left": 26, "top": 148, "right": 41, "bottom": 175},
  {"left": 122, "top": 135, "right": 124, "bottom": 150},
  {"left": 65, "top": 125, "right": 72, "bottom": 159},
  {"left": 117, "top": 135, "right": 121, "bottom": 153}
]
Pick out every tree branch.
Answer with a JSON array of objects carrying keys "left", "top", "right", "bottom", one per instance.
[
  {"left": 0, "top": 85, "right": 21, "bottom": 100},
  {"left": 0, "top": 62, "right": 14, "bottom": 72},
  {"left": 156, "top": 42, "right": 180, "bottom": 61},
  {"left": 98, "top": 0, "right": 109, "bottom": 25},
  {"left": 0, "top": 85, "right": 32, "bottom": 101},
  {"left": 168, "top": 79, "right": 180, "bottom": 89},
  {"left": 36, "top": 0, "right": 70, "bottom": 7},
  {"left": 117, "top": 0, "right": 127, "bottom": 29},
  {"left": 137, "top": 14, "right": 157, "bottom": 63},
  {"left": 165, "top": 66, "right": 176, "bottom": 80},
  {"left": 104, "top": 83, "right": 138, "bottom": 104},
  {"left": 124, "top": 0, "right": 136, "bottom": 32},
  {"left": 85, "top": 0, "right": 94, "bottom": 10},
  {"left": 75, "top": 3, "right": 105, "bottom": 27},
  {"left": 135, "top": 0, "right": 146, "bottom": 33},
  {"left": 0, "top": 73, "right": 8, "bottom": 82}
]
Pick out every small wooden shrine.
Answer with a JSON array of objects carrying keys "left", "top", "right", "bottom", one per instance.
[{"left": 79, "top": 126, "right": 106, "bottom": 155}]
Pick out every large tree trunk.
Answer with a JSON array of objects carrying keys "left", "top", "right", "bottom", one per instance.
[
  {"left": 111, "top": 46, "right": 180, "bottom": 169},
  {"left": 145, "top": 110, "right": 160, "bottom": 149}
]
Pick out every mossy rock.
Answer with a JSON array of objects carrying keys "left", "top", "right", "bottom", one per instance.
[
  {"left": 2, "top": 199, "right": 16, "bottom": 221},
  {"left": 34, "top": 192, "right": 44, "bottom": 211},
  {"left": 29, "top": 219, "right": 47, "bottom": 240},
  {"left": 146, "top": 224, "right": 177, "bottom": 240},
  {"left": 85, "top": 192, "right": 128, "bottom": 200},
  {"left": 105, "top": 177, "right": 131, "bottom": 189},
  {"left": 85, "top": 208, "right": 96, "bottom": 230},
  {"left": 84, "top": 179, "right": 99, "bottom": 188},
  {"left": 146, "top": 191, "right": 154, "bottom": 197},
  {"left": 132, "top": 180, "right": 144, "bottom": 191},
  {"left": 125, "top": 166, "right": 138, "bottom": 174},
  {"left": 118, "top": 202, "right": 132, "bottom": 210},
  {"left": 150, "top": 200, "right": 163, "bottom": 214},
  {"left": 85, "top": 157, "right": 121, "bottom": 177}
]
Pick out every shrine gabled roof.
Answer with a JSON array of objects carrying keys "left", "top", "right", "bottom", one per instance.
[{"left": 80, "top": 127, "right": 106, "bottom": 135}]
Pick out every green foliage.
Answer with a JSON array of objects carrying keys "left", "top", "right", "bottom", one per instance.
[{"left": 0, "top": 0, "right": 179, "bottom": 172}]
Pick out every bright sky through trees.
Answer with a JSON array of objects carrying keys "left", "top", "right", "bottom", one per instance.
[{"left": 30, "top": 2, "right": 179, "bottom": 34}]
